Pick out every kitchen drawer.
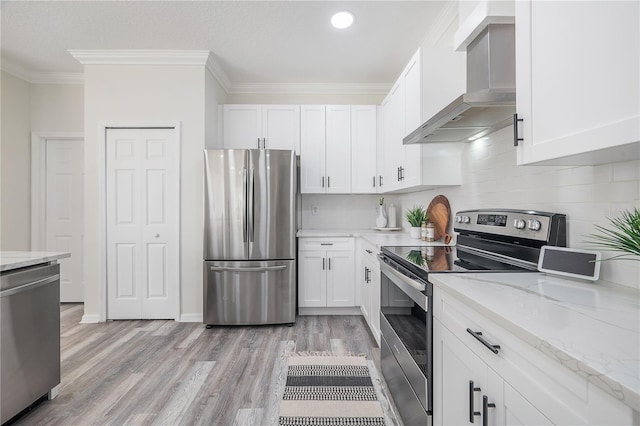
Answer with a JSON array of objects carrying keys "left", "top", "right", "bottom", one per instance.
[
  {"left": 362, "top": 240, "right": 379, "bottom": 266},
  {"left": 434, "top": 287, "right": 588, "bottom": 425},
  {"left": 298, "top": 237, "right": 354, "bottom": 251}
]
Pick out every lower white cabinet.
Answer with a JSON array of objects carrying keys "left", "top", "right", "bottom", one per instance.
[
  {"left": 433, "top": 285, "right": 637, "bottom": 425},
  {"left": 298, "top": 238, "right": 355, "bottom": 308},
  {"left": 359, "top": 240, "right": 380, "bottom": 345}
]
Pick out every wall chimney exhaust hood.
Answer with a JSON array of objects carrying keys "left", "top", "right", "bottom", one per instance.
[{"left": 404, "top": 24, "right": 516, "bottom": 144}]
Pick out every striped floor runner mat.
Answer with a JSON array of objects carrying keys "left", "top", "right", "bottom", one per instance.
[{"left": 278, "top": 355, "right": 387, "bottom": 426}]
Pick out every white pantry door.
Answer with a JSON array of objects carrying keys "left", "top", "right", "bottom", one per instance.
[
  {"left": 45, "top": 139, "right": 84, "bottom": 302},
  {"left": 106, "top": 128, "right": 179, "bottom": 319}
]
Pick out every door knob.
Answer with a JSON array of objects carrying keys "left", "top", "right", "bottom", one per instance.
[{"left": 155, "top": 234, "right": 160, "bottom": 238}]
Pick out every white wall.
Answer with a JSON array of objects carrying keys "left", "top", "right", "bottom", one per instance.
[
  {"left": 300, "top": 194, "right": 402, "bottom": 229},
  {"left": 31, "top": 83, "right": 84, "bottom": 132},
  {"left": 0, "top": 71, "right": 31, "bottom": 250},
  {"left": 83, "top": 64, "right": 214, "bottom": 321},
  {"left": 205, "top": 70, "right": 227, "bottom": 149},
  {"left": 398, "top": 127, "right": 640, "bottom": 289}
]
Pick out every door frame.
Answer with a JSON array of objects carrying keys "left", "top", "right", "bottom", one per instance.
[
  {"left": 30, "top": 132, "right": 84, "bottom": 251},
  {"left": 99, "top": 122, "right": 182, "bottom": 322}
]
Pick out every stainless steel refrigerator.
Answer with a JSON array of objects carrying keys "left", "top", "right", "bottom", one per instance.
[{"left": 203, "top": 149, "right": 296, "bottom": 325}]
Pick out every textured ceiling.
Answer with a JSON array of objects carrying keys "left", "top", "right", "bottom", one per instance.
[{"left": 1, "top": 1, "right": 448, "bottom": 86}]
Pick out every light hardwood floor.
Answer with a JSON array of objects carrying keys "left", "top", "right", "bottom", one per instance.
[{"left": 13, "top": 304, "right": 397, "bottom": 426}]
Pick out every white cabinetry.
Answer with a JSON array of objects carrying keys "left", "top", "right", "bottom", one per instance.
[
  {"left": 223, "top": 104, "right": 300, "bottom": 151},
  {"left": 351, "top": 106, "right": 378, "bottom": 194},
  {"left": 380, "top": 49, "right": 462, "bottom": 193},
  {"left": 298, "top": 238, "right": 355, "bottom": 308},
  {"left": 433, "top": 285, "right": 637, "bottom": 425},
  {"left": 515, "top": 1, "right": 640, "bottom": 165},
  {"left": 300, "top": 106, "right": 351, "bottom": 194},
  {"left": 359, "top": 239, "right": 380, "bottom": 345}
]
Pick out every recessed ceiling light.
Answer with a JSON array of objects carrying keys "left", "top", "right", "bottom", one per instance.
[{"left": 331, "top": 11, "right": 354, "bottom": 29}]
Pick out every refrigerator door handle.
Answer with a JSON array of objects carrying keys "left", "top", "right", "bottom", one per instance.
[
  {"left": 210, "top": 265, "right": 287, "bottom": 272},
  {"left": 249, "top": 167, "right": 255, "bottom": 242},
  {"left": 242, "top": 168, "right": 248, "bottom": 242}
]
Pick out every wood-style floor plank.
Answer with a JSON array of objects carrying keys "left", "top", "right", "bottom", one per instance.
[{"left": 11, "top": 304, "right": 399, "bottom": 426}]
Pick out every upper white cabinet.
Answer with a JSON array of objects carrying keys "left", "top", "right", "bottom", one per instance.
[
  {"left": 300, "top": 105, "right": 351, "bottom": 194},
  {"left": 380, "top": 49, "right": 462, "bottom": 193},
  {"left": 515, "top": 1, "right": 640, "bottom": 165},
  {"left": 351, "top": 105, "right": 378, "bottom": 194},
  {"left": 223, "top": 104, "right": 300, "bottom": 152}
]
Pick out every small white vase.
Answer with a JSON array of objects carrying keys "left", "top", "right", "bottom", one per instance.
[
  {"left": 409, "top": 227, "right": 421, "bottom": 239},
  {"left": 376, "top": 204, "right": 388, "bottom": 228}
]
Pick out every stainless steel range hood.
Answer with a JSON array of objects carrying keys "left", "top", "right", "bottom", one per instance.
[{"left": 404, "top": 24, "right": 516, "bottom": 144}]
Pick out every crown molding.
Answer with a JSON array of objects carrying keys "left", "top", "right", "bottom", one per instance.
[
  {"left": 421, "top": 0, "right": 459, "bottom": 48},
  {"left": 68, "top": 49, "right": 211, "bottom": 65},
  {"left": 1, "top": 58, "right": 83, "bottom": 84},
  {"left": 205, "top": 53, "right": 232, "bottom": 93},
  {"left": 229, "top": 82, "right": 391, "bottom": 95}
]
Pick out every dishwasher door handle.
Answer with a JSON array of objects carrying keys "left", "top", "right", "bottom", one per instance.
[{"left": 0, "top": 275, "right": 59, "bottom": 298}]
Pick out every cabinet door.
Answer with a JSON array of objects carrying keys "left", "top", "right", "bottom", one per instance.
[
  {"left": 516, "top": 1, "right": 640, "bottom": 165},
  {"left": 351, "top": 105, "right": 377, "bottom": 194},
  {"left": 326, "top": 250, "right": 355, "bottom": 307},
  {"left": 261, "top": 105, "right": 300, "bottom": 152},
  {"left": 503, "top": 382, "right": 553, "bottom": 426},
  {"left": 223, "top": 105, "right": 261, "bottom": 149},
  {"left": 402, "top": 49, "right": 422, "bottom": 189},
  {"left": 360, "top": 259, "right": 371, "bottom": 322},
  {"left": 325, "top": 105, "right": 352, "bottom": 194},
  {"left": 298, "top": 250, "right": 326, "bottom": 307},
  {"left": 300, "top": 105, "right": 326, "bottom": 194},
  {"left": 440, "top": 326, "right": 488, "bottom": 426},
  {"left": 382, "top": 82, "right": 404, "bottom": 192}
]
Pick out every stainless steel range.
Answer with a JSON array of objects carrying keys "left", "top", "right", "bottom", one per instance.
[{"left": 378, "top": 209, "right": 567, "bottom": 425}]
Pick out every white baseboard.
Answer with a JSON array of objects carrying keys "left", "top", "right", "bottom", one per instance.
[
  {"left": 80, "top": 314, "right": 101, "bottom": 323},
  {"left": 298, "top": 307, "right": 363, "bottom": 316},
  {"left": 179, "top": 313, "right": 203, "bottom": 323}
]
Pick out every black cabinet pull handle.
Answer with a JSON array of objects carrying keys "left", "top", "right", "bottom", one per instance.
[
  {"left": 482, "top": 395, "right": 496, "bottom": 426},
  {"left": 322, "top": 258, "right": 325, "bottom": 270},
  {"left": 327, "top": 176, "right": 330, "bottom": 188},
  {"left": 469, "top": 380, "right": 481, "bottom": 423},
  {"left": 328, "top": 257, "right": 331, "bottom": 270},
  {"left": 513, "top": 113, "right": 524, "bottom": 146},
  {"left": 322, "top": 176, "right": 325, "bottom": 188},
  {"left": 372, "top": 176, "right": 376, "bottom": 187},
  {"left": 399, "top": 166, "right": 404, "bottom": 181},
  {"left": 467, "top": 328, "right": 501, "bottom": 354},
  {"left": 365, "top": 249, "right": 373, "bottom": 254},
  {"left": 379, "top": 175, "right": 383, "bottom": 187}
]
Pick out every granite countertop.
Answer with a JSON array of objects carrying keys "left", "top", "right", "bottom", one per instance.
[
  {"left": 0, "top": 251, "right": 71, "bottom": 272},
  {"left": 296, "top": 228, "right": 454, "bottom": 249},
  {"left": 430, "top": 272, "right": 640, "bottom": 412}
]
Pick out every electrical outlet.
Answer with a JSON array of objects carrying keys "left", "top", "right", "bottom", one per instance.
[{"left": 311, "top": 204, "right": 319, "bottom": 216}]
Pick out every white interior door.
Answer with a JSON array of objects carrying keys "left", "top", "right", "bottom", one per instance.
[
  {"left": 106, "top": 128, "right": 179, "bottom": 320},
  {"left": 45, "top": 139, "right": 84, "bottom": 302}
]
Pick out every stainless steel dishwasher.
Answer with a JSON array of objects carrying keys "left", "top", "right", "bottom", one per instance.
[{"left": 1, "top": 263, "right": 60, "bottom": 424}]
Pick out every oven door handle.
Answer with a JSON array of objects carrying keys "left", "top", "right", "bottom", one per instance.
[{"left": 380, "top": 260, "right": 426, "bottom": 293}]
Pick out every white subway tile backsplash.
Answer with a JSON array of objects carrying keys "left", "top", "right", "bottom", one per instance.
[{"left": 613, "top": 160, "right": 640, "bottom": 182}]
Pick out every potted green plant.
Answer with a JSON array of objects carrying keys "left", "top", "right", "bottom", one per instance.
[
  {"left": 585, "top": 208, "right": 640, "bottom": 261},
  {"left": 405, "top": 205, "right": 428, "bottom": 239}
]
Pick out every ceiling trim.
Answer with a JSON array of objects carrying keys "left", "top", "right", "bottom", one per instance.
[
  {"left": 68, "top": 49, "right": 211, "bottom": 65},
  {"left": 228, "top": 82, "right": 391, "bottom": 95},
  {"left": 1, "top": 58, "right": 83, "bottom": 84},
  {"left": 420, "top": 0, "right": 459, "bottom": 48},
  {"left": 205, "top": 54, "right": 232, "bottom": 93}
]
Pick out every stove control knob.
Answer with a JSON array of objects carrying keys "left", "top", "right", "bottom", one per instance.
[
  {"left": 513, "top": 219, "right": 526, "bottom": 230},
  {"left": 462, "top": 216, "right": 471, "bottom": 223},
  {"left": 527, "top": 219, "right": 542, "bottom": 231},
  {"left": 455, "top": 215, "right": 463, "bottom": 223}
]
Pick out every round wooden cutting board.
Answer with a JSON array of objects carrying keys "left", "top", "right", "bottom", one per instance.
[{"left": 426, "top": 195, "right": 451, "bottom": 241}]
